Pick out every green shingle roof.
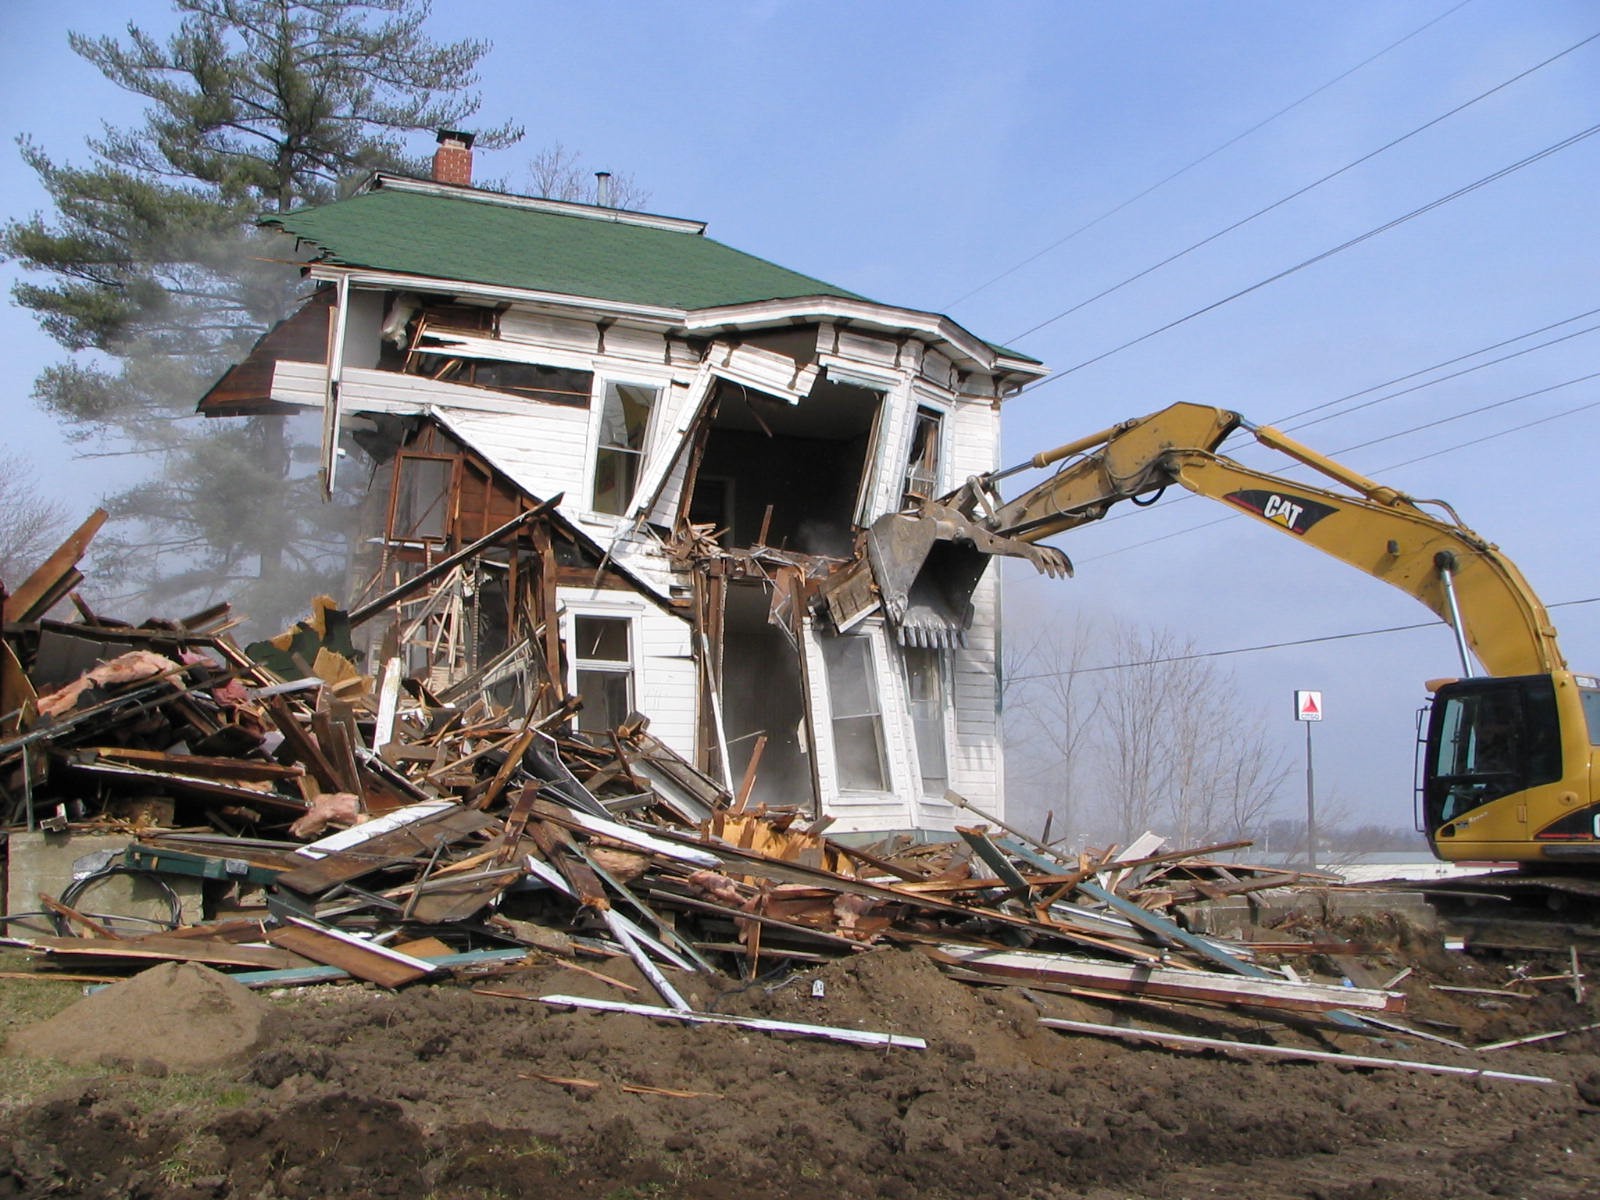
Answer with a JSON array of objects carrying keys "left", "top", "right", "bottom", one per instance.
[{"left": 265, "top": 183, "right": 868, "bottom": 311}]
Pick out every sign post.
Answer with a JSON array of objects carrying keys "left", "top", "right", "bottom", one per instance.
[{"left": 1294, "top": 691, "right": 1322, "bottom": 869}]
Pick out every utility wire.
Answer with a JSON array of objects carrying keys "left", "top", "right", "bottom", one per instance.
[
  {"left": 1017, "top": 119, "right": 1600, "bottom": 393},
  {"left": 1080, "top": 309, "right": 1600, "bottom": 529},
  {"left": 1329, "top": 371, "right": 1600, "bottom": 455},
  {"left": 942, "top": 0, "right": 1478, "bottom": 310},
  {"left": 1271, "top": 305, "right": 1600, "bottom": 428},
  {"left": 1004, "top": 27, "right": 1600, "bottom": 345},
  {"left": 1065, "top": 392, "right": 1600, "bottom": 564},
  {"left": 1007, "top": 596, "right": 1600, "bottom": 681}
]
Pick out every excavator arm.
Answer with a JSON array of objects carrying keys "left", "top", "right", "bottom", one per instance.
[
  {"left": 864, "top": 400, "right": 1596, "bottom": 866},
  {"left": 868, "top": 402, "right": 1565, "bottom": 678}
]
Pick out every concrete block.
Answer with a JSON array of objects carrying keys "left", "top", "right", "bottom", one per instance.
[
  {"left": 1177, "top": 886, "right": 1437, "bottom": 940},
  {"left": 3, "top": 830, "right": 204, "bottom": 937}
]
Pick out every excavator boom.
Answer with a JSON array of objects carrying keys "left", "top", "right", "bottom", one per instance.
[{"left": 862, "top": 401, "right": 1595, "bottom": 866}]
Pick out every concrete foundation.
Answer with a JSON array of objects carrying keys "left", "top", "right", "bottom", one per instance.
[
  {"left": 3, "top": 830, "right": 204, "bottom": 938},
  {"left": 1177, "top": 886, "right": 1437, "bottom": 940}
]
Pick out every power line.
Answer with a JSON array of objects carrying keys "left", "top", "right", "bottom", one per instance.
[
  {"left": 1064, "top": 341, "right": 1600, "bottom": 532},
  {"left": 1004, "top": 27, "right": 1600, "bottom": 345},
  {"left": 1007, "top": 596, "right": 1600, "bottom": 680},
  {"left": 1066, "top": 392, "right": 1600, "bottom": 563},
  {"left": 1017, "top": 119, "right": 1600, "bottom": 393},
  {"left": 1328, "top": 371, "right": 1600, "bottom": 455},
  {"left": 1271, "top": 305, "right": 1600, "bottom": 428},
  {"left": 941, "top": 0, "right": 1478, "bottom": 311}
]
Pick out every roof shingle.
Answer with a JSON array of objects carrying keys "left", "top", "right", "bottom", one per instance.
[{"left": 266, "top": 183, "right": 867, "bottom": 311}]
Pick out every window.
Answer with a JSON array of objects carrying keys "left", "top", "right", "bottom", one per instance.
[
  {"left": 1582, "top": 687, "right": 1600, "bottom": 747},
  {"left": 388, "top": 453, "right": 454, "bottom": 543},
  {"left": 572, "top": 614, "right": 634, "bottom": 733},
  {"left": 903, "top": 646, "right": 948, "bottom": 795},
  {"left": 1425, "top": 676, "right": 1561, "bottom": 825},
  {"left": 901, "top": 407, "right": 944, "bottom": 506},
  {"left": 592, "top": 381, "right": 660, "bottom": 514},
  {"left": 823, "top": 635, "right": 889, "bottom": 791}
]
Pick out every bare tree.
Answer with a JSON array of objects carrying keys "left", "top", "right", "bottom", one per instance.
[
  {"left": 1210, "top": 721, "right": 1294, "bottom": 845},
  {"left": 0, "top": 451, "right": 69, "bottom": 587},
  {"left": 1003, "top": 614, "right": 1103, "bottom": 846},
  {"left": 527, "top": 142, "right": 651, "bottom": 209},
  {"left": 1003, "top": 612, "right": 1291, "bottom": 851},
  {"left": 1093, "top": 623, "right": 1186, "bottom": 844}
]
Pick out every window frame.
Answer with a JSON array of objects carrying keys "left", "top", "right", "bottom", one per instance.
[
  {"left": 822, "top": 632, "right": 892, "bottom": 794},
  {"left": 587, "top": 375, "right": 666, "bottom": 518},
  {"left": 563, "top": 604, "right": 640, "bottom": 735},
  {"left": 385, "top": 451, "right": 458, "bottom": 546},
  {"left": 901, "top": 405, "right": 947, "bottom": 508},
  {"left": 901, "top": 644, "right": 952, "bottom": 797}
]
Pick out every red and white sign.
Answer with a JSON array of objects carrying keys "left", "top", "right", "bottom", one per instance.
[{"left": 1294, "top": 690, "right": 1323, "bottom": 722}]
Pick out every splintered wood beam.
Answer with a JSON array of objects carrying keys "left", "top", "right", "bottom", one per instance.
[
  {"left": 1039, "top": 1019, "right": 1557, "bottom": 1086},
  {"left": 733, "top": 733, "right": 767, "bottom": 812},
  {"left": 3, "top": 508, "right": 107, "bottom": 624},
  {"left": 348, "top": 499, "right": 558, "bottom": 628},
  {"left": 83, "top": 747, "right": 306, "bottom": 783}
]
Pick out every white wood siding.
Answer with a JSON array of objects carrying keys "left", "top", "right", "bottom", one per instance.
[
  {"left": 556, "top": 586, "right": 696, "bottom": 760},
  {"left": 942, "top": 395, "right": 1005, "bottom": 823}
]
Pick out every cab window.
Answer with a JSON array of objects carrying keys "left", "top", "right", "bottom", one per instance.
[{"left": 1427, "top": 676, "right": 1560, "bottom": 825}]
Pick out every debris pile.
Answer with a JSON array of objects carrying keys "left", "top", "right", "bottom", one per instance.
[{"left": 2, "top": 514, "right": 1561, "bottom": 1074}]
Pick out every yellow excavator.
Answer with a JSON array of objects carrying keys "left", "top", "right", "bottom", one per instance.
[{"left": 866, "top": 402, "right": 1600, "bottom": 867}]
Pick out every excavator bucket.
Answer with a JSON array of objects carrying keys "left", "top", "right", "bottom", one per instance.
[{"left": 865, "top": 503, "right": 1072, "bottom": 647}]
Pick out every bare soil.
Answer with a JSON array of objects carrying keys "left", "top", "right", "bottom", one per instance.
[{"left": 3, "top": 934, "right": 1599, "bottom": 1200}]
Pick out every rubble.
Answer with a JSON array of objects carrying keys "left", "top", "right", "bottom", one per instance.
[{"left": 0, "top": 514, "right": 1576, "bottom": 1080}]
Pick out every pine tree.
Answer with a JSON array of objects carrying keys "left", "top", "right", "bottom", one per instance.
[{"left": 1, "top": 0, "right": 520, "bottom": 631}]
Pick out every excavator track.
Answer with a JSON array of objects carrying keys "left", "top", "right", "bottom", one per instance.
[{"left": 1387, "top": 872, "right": 1600, "bottom": 952}]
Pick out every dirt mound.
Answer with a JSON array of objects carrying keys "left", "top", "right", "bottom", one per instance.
[
  {"left": 3, "top": 946, "right": 1600, "bottom": 1198},
  {"left": 5, "top": 961, "right": 280, "bottom": 1071}
]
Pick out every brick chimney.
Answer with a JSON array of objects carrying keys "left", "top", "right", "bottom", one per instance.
[{"left": 432, "top": 129, "right": 476, "bottom": 186}]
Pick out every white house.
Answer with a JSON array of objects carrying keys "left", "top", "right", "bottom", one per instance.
[{"left": 203, "top": 132, "right": 1046, "bottom": 835}]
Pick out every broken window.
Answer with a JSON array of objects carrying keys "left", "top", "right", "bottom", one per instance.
[
  {"left": 392, "top": 298, "right": 595, "bottom": 405},
  {"left": 903, "top": 646, "right": 949, "bottom": 795},
  {"left": 388, "top": 453, "right": 455, "bottom": 544},
  {"left": 823, "top": 635, "right": 889, "bottom": 792},
  {"left": 686, "top": 377, "right": 881, "bottom": 555},
  {"left": 572, "top": 614, "right": 634, "bottom": 733},
  {"left": 592, "top": 382, "right": 660, "bottom": 515},
  {"left": 902, "top": 407, "right": 944, "bottom": 506}
]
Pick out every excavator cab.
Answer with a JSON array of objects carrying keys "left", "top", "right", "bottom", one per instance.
[{"left": 1421, "top": 672, "right": 1600, "bottom": 862}]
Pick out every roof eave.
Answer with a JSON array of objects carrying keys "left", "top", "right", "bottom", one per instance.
[
  {"left": 299, "top": 268, "right": 1047, "bottom": 387},
  {"left": 684, "top": 296, "right": 1049, "bottom": 382},
  {"left": 304, "top": 263, "right": 690, "bottom": 328}
]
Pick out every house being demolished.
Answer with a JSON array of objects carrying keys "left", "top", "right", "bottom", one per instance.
[{"left": 201, "top": 133, "right": 1047, "bottom": 835}]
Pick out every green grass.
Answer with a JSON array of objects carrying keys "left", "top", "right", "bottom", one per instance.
[
  {"left": 0, "top": 952, "right": 102, "bottom": 1111},
  {"left": 0, "top": 952, "right": 261, "bottom": 1116}
]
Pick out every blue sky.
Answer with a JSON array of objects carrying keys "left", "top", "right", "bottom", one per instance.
[{"left": 2, "top": 1, "right": 1596, "bottom": 831}]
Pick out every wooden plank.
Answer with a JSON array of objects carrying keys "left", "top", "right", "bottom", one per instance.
[
  {"left": 20, "top": 935, "right": 307, "bottom": 971},
  {"left": 956, "top": 826, "right": 1034, "bottom": 898},
  {"left": 932, "top": 946, "right": 1403, "bottom": 1014},
  {"left": 274, "top": 806, "right": 493, "bottom": 894},
  {"left": 65, "top": 760, "right": 311, "bottom": 813},
  {"left": 86, "top": 747, "right": 306, "bottom": 783},
  {"left": 266, "top": 919, "right": 435, "bottom": 988},
  {"left": 527, "top": 820, "right": 608, "bottom": 909},
  {"left": 3, "top": 509, "right": 107, "bottom": 624},
  {"left": 1074, "top": 880, "right": 1272, "bottom": 978},
  {"left": 225, "top": 946, "right": 528, "bottom": 989},
  {"left": 1038, "top": 1019, "right": 1557, "bottom": 1086}
]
